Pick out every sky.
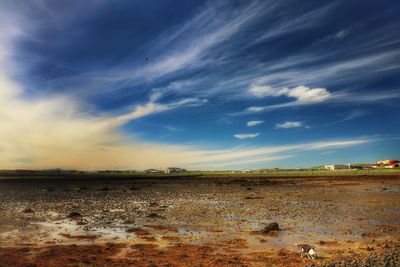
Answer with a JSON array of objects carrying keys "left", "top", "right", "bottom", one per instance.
[{"left": 0, "top": 0, "right": 399, "bottom": 170}]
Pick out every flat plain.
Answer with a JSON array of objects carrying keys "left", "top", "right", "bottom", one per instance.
[{"left": 0, "top": 173, "right": 399, "bottom": 266}]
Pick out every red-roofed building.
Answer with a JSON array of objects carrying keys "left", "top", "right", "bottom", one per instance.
[{"left": 372, "top": 160, "right": 399, "bottom": 169}]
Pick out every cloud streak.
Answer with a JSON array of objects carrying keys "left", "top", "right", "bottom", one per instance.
[
  {"left": 247, "top": 120, "right": 263, "bottom": 127},
  {"left": 234, "top": 133, "right": 260, "bottom": 139},
  {"left": 275, "top": 121, "right": 303, "bottom": 129},
  {"left": 189, "top": 138, "right": 373, "bottom": 169}
]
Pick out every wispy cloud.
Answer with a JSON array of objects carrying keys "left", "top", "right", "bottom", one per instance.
[
  {"left": 243, "top": 87, "right": 400, "bottom": 114},
  {"left": 247, "top": 106, "right": 265, "bottom": 113},
  {"left": 334, "top": 29, "right": 349, "bottom": 40},
  {"left": 252, "top": 2, "right": 336, "bottom": 45},
  {"left": 234, "top": 133, "right": 260, "bottom": 139},
  {"left": 251, "top": 50, "right": 400, "bottom": 91},
  {"left": 189, "top": 138, "right": 373, "bottom": 169},
  {"left": 249, "top": 85, "right": 331, "bottom": 103},
  {"left": 325, "top": 109, "right": 369, "bottom": 126},
  {"left": 247, "top": 120, "right": 263, "bottom": 127},
  {"left": 275, "top": 121, "right": 303, "bottom": 129},
  {"left": 113, "top": 97, "right": 207, "bottom": 126},
  {"left": 40, "top": 1, "right": 273, "bottom": 97},
  {"left": 342, "top": 109, "right": 368, "bottom": 121}
]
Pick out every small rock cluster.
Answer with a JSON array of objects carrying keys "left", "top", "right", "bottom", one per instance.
[
  {"left": 261, "top": 222, "right": 280, "bottom": 233},
  {"left": 307, "top": 243, "right": 400, "bottom": 267}
]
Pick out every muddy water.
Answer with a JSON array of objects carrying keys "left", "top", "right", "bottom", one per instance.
[{"left": 0, "top": 176, "right": 399, "bottom": 262}]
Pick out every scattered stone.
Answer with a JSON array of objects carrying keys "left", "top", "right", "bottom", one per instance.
[
  {"left": 67, "top": 211, "right": 82, "bottom": 219},
  {"left": 309, "top": 245, "right": 400, "bottom": 267},
  {"left": 147, "top": 213, "right": 165, "bottom": 219},
  {"left": 245, "top": 196, "right": 263, "bottom": 200},
  {"left": 262, "top": 222, "right": 280, "bottom": 233},
  {"left": 19, "top": 247, "right": 30, "bottom": 253},
  {"left": 277, "top": 248, "right": 288, "bottom": 256},
  {"left": 76, "top": 219, "right": 88, "bottom": 225},
  {"left": 22, "top": 208, "right": 34, "bottom": 213}
]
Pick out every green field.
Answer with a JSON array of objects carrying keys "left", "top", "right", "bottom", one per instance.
[
  {"left": 1, "top": 168, "right": 399, "bottom": 179},
  {"left": 188, "top": 169, "right": 400, "bottom": 177}
]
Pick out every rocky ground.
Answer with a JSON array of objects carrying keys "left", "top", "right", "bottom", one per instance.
[
  {"left": 307, "top": 241, "right": 400, "bottom": 267},
  {"left": 0, "top": 175, "right": 399, "bottom": 266}
]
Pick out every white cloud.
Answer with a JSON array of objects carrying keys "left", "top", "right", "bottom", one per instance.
[
  {"left": 249, "top": 85, "right": 277, "bottom": 97},
  {"left": 234, "top": 133, "right": 260, "bottom": 139},
  {"left": 334, "top": 30, "right": 349, "bottom": 39},
  {"left": 275, "top": 121, "right": 303, "bottom": 129},
  {"left": 249, "top": 85, "right": 331, "bottom": 104},
  {"left": 343, "top": 109, "right": 368, "bottom": 121},
  {"left": 242, "top": 85, "right": 334, "bottom": 114},
  {"left": 286, "top": 86, "right": 331, "bottom": 103},
  {"left": 247, "top": 120, "right": 263, "bottom": 127},
  {"left": 247, "top": 106, "right": 265, "bottom": 112},
  {"left": 243, "top": 86, "right": 400, "bottom": 115}
]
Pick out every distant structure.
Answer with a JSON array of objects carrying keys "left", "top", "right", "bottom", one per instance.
[
  {"left": 144, "top": 168, "right": 163, "bottom": 174},
  {"left": 165, "top": 167, "right": 187, "bottom": 174},
  {"left": 324, "top": 164, "right": 350, "bottom": 171},
  {"left": 372, "top": 160, "right": 400, "bottom": 169}
]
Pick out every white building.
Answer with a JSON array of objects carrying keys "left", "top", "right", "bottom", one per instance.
[
  {"left": 165, "top": 167, "right": 187, "bottom": 174},
  {"left": 324, "top": 164, "right": 350, "bottom": 170}
]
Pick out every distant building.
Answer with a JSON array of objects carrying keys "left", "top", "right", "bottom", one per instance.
[
  {"left": 349, "top": 165, "right": 363, "bottom": 170},
  {"left": 324, "top": 164, "right": 350, "bottom": 170},
  {"left": 372, "top": 160, "right": 400, "bottom": 169},
  {"left": 144, "top": 168, "right": 163, "bottom": 174},
  {"left": 165, "top": 167, "right": 187, "bottom": 174}
]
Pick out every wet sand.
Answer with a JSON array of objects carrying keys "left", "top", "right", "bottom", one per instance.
[{"left": 0, "top": 175, "right": 399, "bottom": 266}]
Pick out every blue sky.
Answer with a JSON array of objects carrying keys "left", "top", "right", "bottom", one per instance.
[{"left": 0, "top": 0, "right": 399, "bottom": 170}]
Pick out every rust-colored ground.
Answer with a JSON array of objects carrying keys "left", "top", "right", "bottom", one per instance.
[
  {"left": 0, "top": 175, "right": 399, "bottom": 266},
  {"left": 1, "top": 240, "right": 398, "bottom": 267}
]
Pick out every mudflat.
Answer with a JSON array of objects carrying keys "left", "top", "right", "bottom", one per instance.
[{"left": 0, "top": 175, "right": 399, "bottom": 266}]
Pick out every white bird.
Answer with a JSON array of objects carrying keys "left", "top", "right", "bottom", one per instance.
[{"left": 295, "top": 243, "right": 316, "bottom": 260}]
